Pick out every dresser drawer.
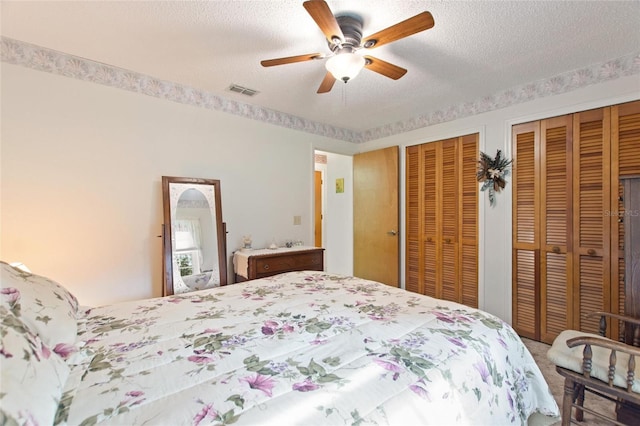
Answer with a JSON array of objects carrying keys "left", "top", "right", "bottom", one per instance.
[
  {"left": 254, "top": 255, "right": 295, "bottom": 275},
  {"left": 246, "top": 249, "right": 324, "bottom": 280},
  {"left": 294, "top": 252, "right": 323, "bottom": 269}
]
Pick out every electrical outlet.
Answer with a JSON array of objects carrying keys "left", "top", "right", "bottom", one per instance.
[{"left": 293, "top": 215, "right": 302, "bottom": 225}]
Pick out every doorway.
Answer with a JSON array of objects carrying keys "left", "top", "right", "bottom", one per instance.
[
  {"left": 314, "top": 150, "right": 353, "bottom": 275},
  {"left": 314, "top": 170, "right": 323, "bottom": 247}
]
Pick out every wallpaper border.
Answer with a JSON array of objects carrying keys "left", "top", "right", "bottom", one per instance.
[{"left": 2, "top": 37, "right": 639, "bottom": 144}]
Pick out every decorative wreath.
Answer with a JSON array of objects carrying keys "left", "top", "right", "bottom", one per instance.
[{"left": 477, "top": 149, "right": 513, "bottom": 207}]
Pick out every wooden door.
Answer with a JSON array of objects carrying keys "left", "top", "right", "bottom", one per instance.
[
  {"left": 405, "top": 145, "right": 422, "bottom": 294},
  {"left": 354, "top": 146, "right": 399, "bottom": 286},
  {"left": 459, "top": 134, "right": 479, "bottom": 308},
  {"left": 314, "top": 170, "right": 322, "bottom": 247},
  {"left": 512, "top": 122, "right": 541, "bottom": 340},
  {"left": 540, "top": 115, "right": 573, "bottom": 343},
  {"left": 572, "top": 108, "right": 610, "bottom": 335},
  {"left": 422, "top": 143, "right": 438, "bottom": 297},
  {"left": 406, "top": 143, "right": 438, "bottom": 297},
  {"left": 440, "top": 139, "right": 459, "bottom": 302}
]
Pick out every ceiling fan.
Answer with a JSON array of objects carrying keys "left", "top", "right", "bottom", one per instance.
[{"left": 260, "top": 0, "right": 435, "bottom": 94}]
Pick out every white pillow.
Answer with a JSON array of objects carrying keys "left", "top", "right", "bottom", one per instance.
[
  {"left": 0, "top": 261, "right": 79, "bottom": 347},
  {"left": 0, "top": 310, "right": 70, "bottom": 425}
]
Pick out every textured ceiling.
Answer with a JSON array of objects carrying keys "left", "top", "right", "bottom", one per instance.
[{"left": 2, "top": 1, "right": 639, "bottom": 141}]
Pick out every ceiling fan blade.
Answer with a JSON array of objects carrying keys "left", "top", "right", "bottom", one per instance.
[
  {"left": 364, "top": 56, "right": 407, "bottom": 80},
  {"left": 317, "top": 72, "right": 336, "bottom": 93},
  {"left": 303, "top": 0, "right": 344, "bottom": 44},
  {"left": 362, "top": 11, "right": 434, "bottom": 49},
  {"left": 261, "top": 53, "right": 322, "bottom": 67}
]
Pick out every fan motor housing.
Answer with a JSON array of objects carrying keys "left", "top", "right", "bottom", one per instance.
[{"left": 329, "top": 15, "right": 363, "bottom": 52}]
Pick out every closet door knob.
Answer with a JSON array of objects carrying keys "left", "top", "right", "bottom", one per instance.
[
  {"left": 445, "top": 238, "right": 451, "bottom": 244},
  {"left": 552, "top": 246, "right": 561, "bottom": 254},
  {"left": 587, "top": 249, "right": 596, "bottom": 256}
]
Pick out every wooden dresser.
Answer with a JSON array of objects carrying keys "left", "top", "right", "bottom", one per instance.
[{"left": 233, "top": 247, "right": 324, "bottom": 282}]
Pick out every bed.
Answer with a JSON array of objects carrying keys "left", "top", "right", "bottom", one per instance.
[{"left": 0, "top": 261, "right": 559, "bottom": 425}]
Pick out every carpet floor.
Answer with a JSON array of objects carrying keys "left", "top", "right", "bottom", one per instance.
[{"left": 522, "top": 337, "right": 616, "bottom": 425}]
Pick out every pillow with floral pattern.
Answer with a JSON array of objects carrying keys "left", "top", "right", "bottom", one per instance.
[
  {"left": 0, "top": 261, "right": 79, "bottom": 347},
  {"left": 0, "top": 308, "right": 70, "bottom": 425}
]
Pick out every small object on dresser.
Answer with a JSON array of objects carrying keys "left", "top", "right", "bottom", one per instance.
[{"left": 242, "top": 235, "right": 252, "bottom": 249}]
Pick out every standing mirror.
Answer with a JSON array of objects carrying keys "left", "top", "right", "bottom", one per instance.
[{"left": 162, "top": 176, "right": 227, "bottom": 295}]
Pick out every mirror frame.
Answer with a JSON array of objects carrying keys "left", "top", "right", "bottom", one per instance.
[{"left": 162, "top": 176, "right": 227, "bottom": 295}]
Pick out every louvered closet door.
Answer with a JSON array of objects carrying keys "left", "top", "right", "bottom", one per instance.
[
  {"left": 512, "top": 122, "right": 540, "bottom": 340},
  {"left": 540, "top": 116, "right": 573, "bottom": 343},
  {"left": 422, "top": 143, "right": 438, "bottom": 298},
  {"left": 440, "top": 139, "right": 459, "bottom": 302},
  {"left": 513, "top": 100, "right": 639, "bottom": 344},
  {"left": 405, "top": 135, "right": 478, "bottom": 305},
  {"left": 406, "top": 146, "right": 421, "bottom": 294},
  {"left": 459, "top": 134, "right": 478, "bottom": 308},
  {"left": 572, "top": 108, "right": 611, "bottom": 335}
]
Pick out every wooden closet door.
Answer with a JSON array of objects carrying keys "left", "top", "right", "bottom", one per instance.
[
  {"left": 572, "top": 108, "right": 611, "bottom": 334},
  {"left": 440, "top": 139, "right": 458, "bottom": 302},
  {"left": 423, "top": 143, "right": 438, "bottom": 298},
  {"left": 405, "top": 135, "right": 478, "bottom": 305},
  {"left": 540, "top": 116, "right": 573, "bottom": 343},
  {"left": 406, "top": 145, "right": 421, "bottom": 294},
  {"left": 459, "top": 134, "right": 479, "bottom": 308},
  {"left": 513, "top": 100, "right": 639, "bottom": 344},
  {"left": 512, "top": 122, "right": 540, "bottom": 340}
]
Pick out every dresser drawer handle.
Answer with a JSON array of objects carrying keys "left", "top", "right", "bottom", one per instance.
[{"left": 263, "top": 264, "right": 270, "bottom": 270}]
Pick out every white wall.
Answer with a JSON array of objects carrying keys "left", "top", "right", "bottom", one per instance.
[
  {"left": 357, "top": 75, "right": 640, "bottom": 323},
  {"left": 0, "top": 63, "right": 355, "bottom": 306}
]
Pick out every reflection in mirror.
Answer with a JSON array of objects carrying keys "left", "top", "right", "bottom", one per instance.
[{"left": 162, "top": 177, "right": 227, "bottom": 295}]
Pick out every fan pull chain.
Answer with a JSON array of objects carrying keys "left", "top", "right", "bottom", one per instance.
[{"left": 342, "top": 83, "right": 347, "bottom": 107}]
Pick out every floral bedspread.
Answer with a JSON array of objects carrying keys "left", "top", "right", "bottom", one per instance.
[{"left": 56, "top": 272, "right": 559, "bottom": 425}]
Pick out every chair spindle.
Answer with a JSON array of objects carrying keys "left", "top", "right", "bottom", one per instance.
[
  {"left": 608, "top": 350, "right": 616, "bottom": 386},
  {"left": 598, "top": 314, "right": 607, "bottom": 337},
  {"left": 628, "top": 354, "right": 635, "bottom": 392},
  {"left": 582, "top": 344, "right": 593, "bottom": 378}
]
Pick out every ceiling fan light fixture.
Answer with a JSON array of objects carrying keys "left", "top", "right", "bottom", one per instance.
[{"left": 325, "top": 51, "right": 365, "bottom": 83}]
